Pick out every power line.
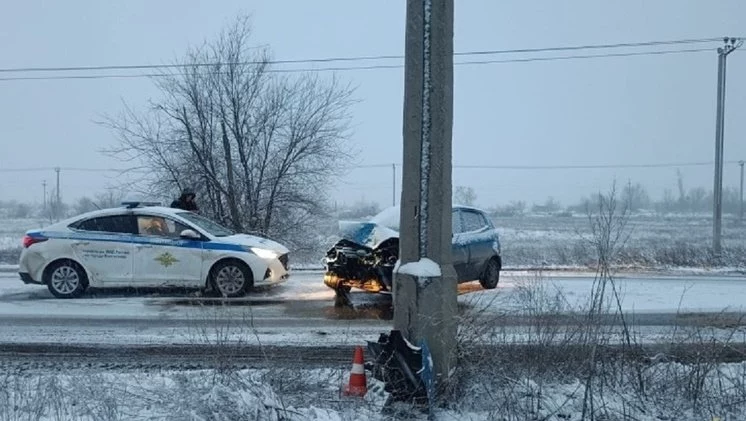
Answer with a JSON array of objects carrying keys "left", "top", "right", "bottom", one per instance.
[
  {"left": 2, "top": 160, "right": 744, "bottom": 174},
  {"left": 451, "top": 161, "right": 745, "bottom": 170},
  {"left": 0, "top": 38, "right": 738, "bottom": 83},
  {"left": 358, "top": 161, "right": 746, "bottom": 170},
  {"left": 0, "top": 47, "right": 723, "bottom": 82},
  {"left": 452, "top": 47, "right": 717, "bottom": 66},
  {"left": 0, "top": 37, "right": 725, "bottom": 75},
  {"left": 0, "top": 167, "right": 149, "bottom": 173},
  {"left": 370, "top": 161, "right": 745, "bottom": 170},
  {"left": 454, "top": 37, "right": 725, "bottom": 57}
]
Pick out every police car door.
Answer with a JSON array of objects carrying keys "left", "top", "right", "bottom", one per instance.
[
  {"left": 133, "top": 214, "right": 203, "bottom": 287},
  {"left": 69, "top": 214, "right": 136, "bottom": 285}
]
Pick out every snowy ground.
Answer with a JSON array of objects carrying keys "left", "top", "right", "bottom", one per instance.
[
  {"left": 0, "top": 216, "right": 45, "bottom": 249},
  {"left": 4, "top": 358, "right": 746, "bottom": 420},
  {"left": 4, "top": 269, "right": 746, "bottom": 317},
  {"left": 495, "top": 213, "right": 746, "bottom": 268},
  {"left": 3, "top": 270, "right": 746, "bottom": 420},
  {"left": 1, "top": 270, "right": 746, "bottom": 348},
  {"left": 0, "top": 367, "right": 388, "bottom": 421}
]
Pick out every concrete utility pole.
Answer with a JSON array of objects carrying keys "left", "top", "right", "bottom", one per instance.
[
  {"left": 392, "top": 163, "right": 397, "bottom": 206},
  {"left": 738, "top": 161, "right": 743, "bottom": 221},
  {"left": 712, "top": 37, "right": 741, "bottom": 257},
  {"left": 42, "top": 180, "right": 47, "bottom": 210},
  {"left": 394, "top": 0, "right": 456, "bottom": 382},
  {"left": 55, "top": 167, "right": 61, "bottom": 221}
]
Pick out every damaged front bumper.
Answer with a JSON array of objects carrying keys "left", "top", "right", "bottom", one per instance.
[
  {"left": 323, "top": 271, "right": 388, "bottom": 293},
  {"left": 323, "top": 239, "right": 397, "bottom": 294}
]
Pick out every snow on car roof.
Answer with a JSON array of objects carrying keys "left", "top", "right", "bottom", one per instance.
[
  {"left": 81, "top": 206, "right": 183, "bottom": 218},
  {"left": 371, "top": 204, "right": 488, "bottom": 230},
  {"left": 371, "top": 206, "right": 401, "bottom": 230},
  {"left": 45, "top": 206, "right": 190, "bottom": 229},
  {"left": 130, "top": 206, "right": 187, "bottom": 215},
  {"left": 453, "top": 204, "right": 487, "bottom": 212}
]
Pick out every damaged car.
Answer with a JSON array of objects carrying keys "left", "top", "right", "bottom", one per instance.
[{"left": 323, "top": 205, "right": 502, "bottom": 302}]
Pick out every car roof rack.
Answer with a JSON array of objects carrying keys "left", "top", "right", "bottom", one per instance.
[{"left": 121, "top": 201, "right": 162, "bottom": 209}]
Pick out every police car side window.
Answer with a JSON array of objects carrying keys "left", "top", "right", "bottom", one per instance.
[
  {"left": 76, "top": 216, "right": 135, "bottom": 234},
  {"left": 137, "top": 216, "right": 190, "bottom": 238},
  {"left": 164, "top": 219, "right": 191, "bottom": 238}
]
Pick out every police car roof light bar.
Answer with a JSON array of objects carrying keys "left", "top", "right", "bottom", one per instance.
[{"left": 121, "top": 201, "right": 162, "bottom": 209}]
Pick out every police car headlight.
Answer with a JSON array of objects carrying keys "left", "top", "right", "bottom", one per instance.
[{"left": 250, "top": 247, "right": 279, "bottom": 260}]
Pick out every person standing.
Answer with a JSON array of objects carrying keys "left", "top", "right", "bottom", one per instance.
[{"left": 170, "top": 187, "right": 199, "bottom": 212}]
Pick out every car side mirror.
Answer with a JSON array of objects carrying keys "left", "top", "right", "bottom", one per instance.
[{"left": 180, "top": 229, "right": 200, "bottom": 240}]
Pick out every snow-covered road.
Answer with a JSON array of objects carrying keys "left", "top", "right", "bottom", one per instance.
[
  {"left": 3, "top": 269, "right": 746, "bottom": 316},
  {"left": 1, "top": 269, "right": 745, "bottom": 347}
]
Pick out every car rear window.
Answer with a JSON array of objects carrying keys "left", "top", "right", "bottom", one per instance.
[
  {"left": 73, "top": 215, "right": 136, "bottom": 234},
  {"left": 462, "top": 211, "right": 488, "bottom": 233}
]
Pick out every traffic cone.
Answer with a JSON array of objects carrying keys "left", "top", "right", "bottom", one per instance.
[{"left": 343, "top": 346, "right": 367, "bottom": 397}]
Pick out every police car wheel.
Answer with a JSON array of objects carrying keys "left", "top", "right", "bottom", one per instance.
[
  {"left": 479, "top": 258, "right": 501, "bottom": 290},
  {"left": 45, "top": 260, "right": 88, "bottom": 299},
  {"left": 210, "top": 260, "right": 252, "bottom": 298}
]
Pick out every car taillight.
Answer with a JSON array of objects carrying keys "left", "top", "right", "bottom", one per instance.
[{"left": 22, "top": 235, "right": 47, "bottom": 248}]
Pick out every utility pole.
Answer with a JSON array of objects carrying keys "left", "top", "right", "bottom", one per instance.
[
  {"left": 712, "top": 37, "right": 741, "bottom": 257},
  {"left": 55, "top": 167, "right": 61, "bottom": 221},
  {"left": 392, "top": 163, "right": 397, "bottom": 206},
  {"left": 738, "top": 161, "right": 743, "bottom": 222},
  {"left": 42, "top": 180, "right": 47, "bottom": 210},
  {"left": 394, "top": 0, "right": 456, "bottom": 384}
]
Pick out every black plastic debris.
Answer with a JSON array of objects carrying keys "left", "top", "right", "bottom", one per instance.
[{"left": 366, "top": 330, "right": 428, "bottom": 408}]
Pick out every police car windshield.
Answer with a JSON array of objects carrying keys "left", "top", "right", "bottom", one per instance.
[{"left": 177, "top": 212, "right": 234, "bottom": 237}]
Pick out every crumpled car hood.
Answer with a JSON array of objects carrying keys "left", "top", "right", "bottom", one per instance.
[{"left": 338, "top": 221, "right": 399, "bottom": 249}]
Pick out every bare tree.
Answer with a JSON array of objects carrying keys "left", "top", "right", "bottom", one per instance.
[
  {"left": 44, "top": 188, "right": 68, "bottom": 222},
  {"left": 622, "top": 181, "right": 650, "bottom": 212},
  {"left": 103, "top": 16, "right": 355, "bottom": 250},
  {"left": 454, "top": 186, "right": 477, "bottom": 206},
  {"left": 532, "top": 196, "right": 561, "bottom": 214},
  {"left": 580, "top": 182, "right": 637, "bottom": 419},
  {"left": 339, "top": 199, "right": 381, "bottom": 220},
  {"left": 75, "top": 190, "right": 127, "bottom": 214},
  {"left": 2, "top": 201, "right": 33, "bottom": 219}
]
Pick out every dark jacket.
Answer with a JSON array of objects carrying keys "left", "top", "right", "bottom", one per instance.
[{"left": 170, "top": 194, "right": 199, "bottom": 212}]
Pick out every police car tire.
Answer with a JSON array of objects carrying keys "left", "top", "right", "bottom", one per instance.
[
  {"left": 45, "top": 260, "right": 88, "bottom": 299},
  {"left": 479, "top": 258, "right": 501, "bottom": 290},
  {"left": 209, "top": 260, "right": 253, "bottom": 298}
]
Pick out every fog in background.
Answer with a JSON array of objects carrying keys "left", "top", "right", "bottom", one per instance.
[{"left": 0, "top": 0, "right": 744, "bottom": 209}]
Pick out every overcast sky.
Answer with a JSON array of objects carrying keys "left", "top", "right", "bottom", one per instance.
[{"left": 0, "top": 1, "right": 744, "bottom": 208}]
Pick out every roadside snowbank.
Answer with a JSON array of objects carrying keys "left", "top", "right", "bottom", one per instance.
[{"left": 4, "top": 364, "right": 746, "bottom": 421}]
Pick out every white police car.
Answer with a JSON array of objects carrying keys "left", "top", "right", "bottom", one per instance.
[{"left": 19, "top": 202, "right": 290, "bottom": 298}]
